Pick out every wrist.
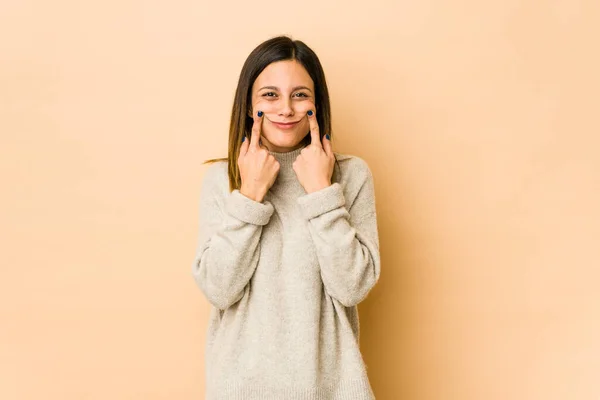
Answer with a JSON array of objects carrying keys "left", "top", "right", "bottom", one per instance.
[
  {"left": 305, "top": 180, "right": 331, "bottom": 194},
  {"left": 240, "top": 185, "right": 265, "bottom": 202}
]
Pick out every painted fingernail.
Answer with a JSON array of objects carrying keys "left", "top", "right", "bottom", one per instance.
[
  {"left": 257, "top": 111, "right": 263, "bottom": 117},
  {"left": 326, "top": 134, "right": 330, "bottom": 140},
  {"left": 242, "top": 136, "right": 246, "bottom": 142},
  {"left": 307, "top": 110, "right": 313, "bottom": 116}
]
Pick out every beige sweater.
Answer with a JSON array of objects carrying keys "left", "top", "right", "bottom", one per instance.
[{"left": 191, "top": 145, "right": 381, "bottom": 399}]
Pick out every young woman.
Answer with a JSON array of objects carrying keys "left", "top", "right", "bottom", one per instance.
[{"left": 192, "top": 35, "right": 381, "bottom": 399}]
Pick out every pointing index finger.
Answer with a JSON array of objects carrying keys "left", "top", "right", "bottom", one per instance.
[
  {"left": 250, "top": 111, "right": 264, "bottom": 150},
  {"left": 307, "top": 109, "right": 322, "bottom": 148}
]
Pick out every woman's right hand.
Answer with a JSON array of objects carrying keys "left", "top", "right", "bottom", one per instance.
[{"left": 238, "top": 111, "right": 280, "bottom": 202}]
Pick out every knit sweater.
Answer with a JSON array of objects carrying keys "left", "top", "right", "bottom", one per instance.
[{"left": 191, "top": 145, "right": 381, "bottom": 400}]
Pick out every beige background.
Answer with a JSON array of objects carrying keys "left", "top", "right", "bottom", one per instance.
[{"left": 2, "top": 0, "right": 599, "bottom": 399}]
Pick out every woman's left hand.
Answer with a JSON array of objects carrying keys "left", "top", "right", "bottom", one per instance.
[{"left": 293, "top": 109, "right": 335, "bottom": 194}]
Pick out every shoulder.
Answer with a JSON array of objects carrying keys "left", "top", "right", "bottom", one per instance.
[
  {"left": 331, "top": 152, "right": 377, "bottom": 214},
  {"left": 200, "top": 160, "right": 229, "bottom": 197},
  {"left": 203, "top": 160, "right": 228, "bottom": 180},
  {"left": 333, "top": 152, "right": 374, "bottom": 183}
]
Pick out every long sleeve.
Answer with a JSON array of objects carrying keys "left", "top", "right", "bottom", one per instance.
[
  {"left": 191, "top": 165, "right": 275, "bottom": 310},
  {"left": 296, "top": 160, "right": 381, "bottom": 307}
]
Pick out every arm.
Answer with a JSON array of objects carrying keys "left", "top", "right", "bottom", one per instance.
[
  {"left": 296, "top": 160, "right": 381, "bottom": 307},
  {"left": 191, "top": 165, "right": 274, "bottom": 310}
]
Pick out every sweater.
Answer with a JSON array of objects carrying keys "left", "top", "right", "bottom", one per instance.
[{"left": 191, "top": 145, "right": 381, "bottom": 400}]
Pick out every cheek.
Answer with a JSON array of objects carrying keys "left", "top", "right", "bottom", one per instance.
[
  {"left": 252, "top": 98, "right": 278, "bottom": 114},
  {"left": 294, "top": 102, "right": 314, "bottom": 114},
  {"left": 297, "top": 118, "right": 310, "bottom": 132}
]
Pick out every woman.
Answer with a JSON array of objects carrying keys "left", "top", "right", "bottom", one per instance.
[{"left": 192, "top": 35, "right": 381, "bottom": 399}]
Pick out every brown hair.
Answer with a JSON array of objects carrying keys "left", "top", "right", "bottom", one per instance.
[{"left": 204, "top": 35, "right": 338, "bottom": 191}]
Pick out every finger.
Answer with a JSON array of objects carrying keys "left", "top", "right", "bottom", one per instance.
[
  {"left": 307, "top": 109, "right": 322, "bottom": 149},
  {"left": 259, "top": 135, "right": 269, "bottom": 150},
  {"left": 239, "top": 134, "right": 249, "bottom": 158},
  {"left": 250, "top": 111, "right": 264, "bottom": 151},
  {"left": 322, "top": 133, "right": 333, "bottom": 157}
]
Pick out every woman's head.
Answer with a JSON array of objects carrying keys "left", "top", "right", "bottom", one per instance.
[
  {"left": 222, "top": 35, "right": 332, "bottom": 190},
  {"left": 249, "top": 59, "right": 315, "bottom": 152}
]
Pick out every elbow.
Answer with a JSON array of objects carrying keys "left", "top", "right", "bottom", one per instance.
[
  {"left": 332, "top": 274, "right": 380, "bottom": 307},
  {"left": 327, "top": 260, "right": 381, "bottom": 307},
  {"left": 336, "top": 283, "right": 376, "bottom": 307},
  {"left": 203, "top": 288, "right": 244, "bottom": 310},
  {"left": 338, "top": 293, "right": 365, "bottom": 308},
  {"left": 191, "top": 261, "right": 244, "bottom": 310}
]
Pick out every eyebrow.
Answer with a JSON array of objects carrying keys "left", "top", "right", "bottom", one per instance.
[{"left": 258, "top": 85, "right": 313, "bottom": 93}]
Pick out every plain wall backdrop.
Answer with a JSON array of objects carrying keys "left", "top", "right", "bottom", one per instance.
[{"left": 1, "top": 0, "right": 599, "bottom": 399}]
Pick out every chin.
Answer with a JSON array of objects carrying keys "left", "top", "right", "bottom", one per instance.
[
  {"left": 263, "top": 131, "right": 305, "bottom": 150},
  {"left": 268, "top": 139, "right": 303, "bottom": 151}
]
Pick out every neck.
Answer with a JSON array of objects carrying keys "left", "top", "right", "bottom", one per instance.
[{"left": 269, "top": 145, "right": 306, "bottom": 181}]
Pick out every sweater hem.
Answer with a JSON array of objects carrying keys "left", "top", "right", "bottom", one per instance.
[{"left": 207, "top": 377, "right": 375, "bottom": 400}]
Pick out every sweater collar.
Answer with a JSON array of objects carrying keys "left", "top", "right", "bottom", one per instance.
[{"left": 269, "top": 145, "right": 306, "bottom": 181}]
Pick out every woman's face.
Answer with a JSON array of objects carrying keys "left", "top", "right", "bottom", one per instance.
[{"left": 250, "top": 60, "right": 315, "bottom": 152}]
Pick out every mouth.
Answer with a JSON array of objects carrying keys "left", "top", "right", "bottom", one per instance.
[{"left": 270, "top": 120, "right": 300, "bottom": 130}]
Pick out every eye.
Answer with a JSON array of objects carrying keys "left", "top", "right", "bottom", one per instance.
[
  {"left": 262, "top": 92, "right": 277, "bottom": 97},
  {"left": 294, "top": 92, "right": 309, "bottom": 98}
]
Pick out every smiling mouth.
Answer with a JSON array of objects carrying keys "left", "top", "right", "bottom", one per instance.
[{"left": 271, "top": 120, "right": 300, "bottom": 130}]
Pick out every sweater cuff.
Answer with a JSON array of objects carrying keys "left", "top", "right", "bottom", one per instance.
[
  {"left": 226, "top": 190, "right": 274, "bottom": 225},
  {"left": 297, "top": 183, "right": 346, "bottom": 220}
]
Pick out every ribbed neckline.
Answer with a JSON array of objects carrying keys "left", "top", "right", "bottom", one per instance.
[{"left": 269, "top": 145, "right": 306, "bottom": 181}]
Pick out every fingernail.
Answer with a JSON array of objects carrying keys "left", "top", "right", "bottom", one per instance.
[
  {"left": 326, "top": 134, "right": 330, "bottom": 140},
  {"left": 257, "top": 111, "right": 263, "bottom": 117},
  {"left": 307, "top": 110, "right": 313, "bottom": 116},
  {"left": 242, "top": 136, "right": 246, "bottom": 142}
]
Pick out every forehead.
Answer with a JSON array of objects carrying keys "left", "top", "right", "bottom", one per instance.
[{"left": 254, "top": 60, "right": 314, "bottom": 89}]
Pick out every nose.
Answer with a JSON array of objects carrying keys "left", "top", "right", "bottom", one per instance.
[{"left": 278, "top": 97, "right": 294, "bottom": 117}]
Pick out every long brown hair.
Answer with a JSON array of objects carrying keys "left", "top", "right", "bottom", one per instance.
[{"left": 204, "top": 35, "right": 336, "bottom": 191}]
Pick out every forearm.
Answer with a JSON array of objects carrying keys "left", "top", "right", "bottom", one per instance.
[
  {"left": 192, "top": 218, "right": 263, "bottom": 309},
  {"left": 192, "top": 189, "right": 274, "bottom": 309},
  {"left": 298, "top": 183, "right": 381, "bottom": 307}
]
